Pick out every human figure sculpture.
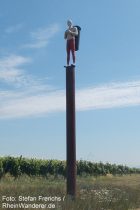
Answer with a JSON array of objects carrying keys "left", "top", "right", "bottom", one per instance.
[{"left": 64, "top": 19, "right": 78, "bottom": 67}]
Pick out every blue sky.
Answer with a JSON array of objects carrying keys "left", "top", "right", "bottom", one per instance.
[{"left": 0, "top": 0, "right": 140, "bottom": 166}]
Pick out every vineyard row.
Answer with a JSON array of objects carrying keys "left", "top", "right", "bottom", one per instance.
[{"left": 0, "top": 156, "right": 140, "bottom": 178}]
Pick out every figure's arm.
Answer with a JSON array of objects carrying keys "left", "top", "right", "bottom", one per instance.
[
  {"left": 64, "top": 31, "right": 67, "bottom": 39},
  {"left": 69, "top": 27, "right": 78, "bottom": 36}
]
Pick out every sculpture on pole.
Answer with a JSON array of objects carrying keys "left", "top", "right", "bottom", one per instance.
[{"left": 64, "top": 19, "right": 81, "bottom": 198}]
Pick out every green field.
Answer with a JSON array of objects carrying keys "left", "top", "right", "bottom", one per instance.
[{"left": 0, "top": 174, "right": 140, "bottom": 210}]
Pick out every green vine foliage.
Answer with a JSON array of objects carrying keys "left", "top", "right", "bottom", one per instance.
[{"left": 0, "top": 156, "right": 139, "bottom": 179}]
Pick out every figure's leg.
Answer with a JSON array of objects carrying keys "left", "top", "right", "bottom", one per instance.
[
  {"left": 66, "top": 40, "right": 70, "bottom": 66},
  {"left": 71, "top": 39, "right": 76, "bottom": 64}
]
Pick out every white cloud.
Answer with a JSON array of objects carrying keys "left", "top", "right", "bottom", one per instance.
[
  {"left": 1, "top": 79, "right": 140, "bottom": 119},
  {"left": 0, "top": 90, "right": 65, "bottom": 119},
  {"left": 1, "top": 56, "right": 140, "bottom": 119},
  {"left": 5, "top": 23, "right": 24, "bottom": 34},
  {"left": 76, "top": 81, "right": 140, "bottom": 110},
  {"left": 0, "top": 54, "right": 29, "bottom": 68},
  {"left": 0, "top": 54, "right": 64, "bottom": 119},
  {"left": 0, "top": 54, "right": 54, "bottom": 94},
  {"left": 0, "top": 54, "right": 31, "bottom": 85},
  {"left": 23, "top": 23, "right": 60, "bottom": 49}
]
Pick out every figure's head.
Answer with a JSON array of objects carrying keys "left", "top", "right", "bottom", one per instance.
[{"left": 67, "top": 19, "right": 73, "bottom": 27}]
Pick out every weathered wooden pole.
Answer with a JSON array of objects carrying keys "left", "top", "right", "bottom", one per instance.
[{"left": 66, "top": 65, "right": 76, "bottom": 198}]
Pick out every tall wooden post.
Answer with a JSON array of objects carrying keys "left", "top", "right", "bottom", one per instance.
[{"left": 66, "top": 65, "right": 76, "bottom": 198}]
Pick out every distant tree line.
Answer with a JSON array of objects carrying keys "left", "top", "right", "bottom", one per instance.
[{"left": 0, "top": 156, "right": 139, "bottom": 179}]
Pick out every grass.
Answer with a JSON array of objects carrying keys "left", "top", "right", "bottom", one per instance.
[{"left": 0, "top": 174, "right": 140, "bottom": 210}]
